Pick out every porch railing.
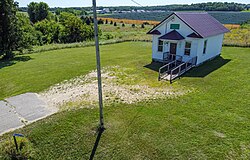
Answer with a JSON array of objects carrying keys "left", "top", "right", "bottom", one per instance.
[
  {"left": 169, "top": 56, "right": 197, "bottom": 83},
  {"left": 163, "top": 52, "right": 183, "bottom": 62},
  {"left": 158, "top": 60, "right": 178, "bottom": 81}
]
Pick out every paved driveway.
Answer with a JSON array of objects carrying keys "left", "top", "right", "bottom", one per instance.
[{"left": 0, "top": 93, "right": 57, "bottom": 135}]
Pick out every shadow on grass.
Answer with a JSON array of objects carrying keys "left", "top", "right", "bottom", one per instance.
[
  {"left": 0, "top": 56, "right": 32, "bottom": 69},
  {"left": 143, "top": 61, "right": 164, "bottom": 72},
  {"left": 183, "top": 56, "right": 231, "bottom": 78},
  {"left": 89, "top": 127, "right": 105, "bottom": 160}
]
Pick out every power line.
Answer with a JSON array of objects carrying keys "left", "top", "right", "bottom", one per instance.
[{"left": 131, "top": 0, "right": 143, "bottom": 7}]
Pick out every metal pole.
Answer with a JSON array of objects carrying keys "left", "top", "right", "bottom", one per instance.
[
  {"left": 92, "top": 0, "right": 104, "bottom": 130},
  {"left": 13, "top": 136, "right": 18, "bottom": 152}
]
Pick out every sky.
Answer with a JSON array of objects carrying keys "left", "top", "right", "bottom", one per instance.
[{"left": 18, "top": 0, "right": 249, "bottom": 7}]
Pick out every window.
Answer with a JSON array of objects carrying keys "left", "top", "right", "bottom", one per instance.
[
  {"left": 170, "top": 24, "right": 180, "bottom": 30},
  {"left": 185, "top": 41, "right": 192, "bottom": 56},
  {"left": 158, "top": 40, "right": 163, "bottom": 52},
  {"left": 203, "top": 40, "right": 208, "bottom": 54}
]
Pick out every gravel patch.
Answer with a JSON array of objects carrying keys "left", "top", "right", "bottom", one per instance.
[{"left": 40, "top": 66, "right": 186, "bottom": 109}]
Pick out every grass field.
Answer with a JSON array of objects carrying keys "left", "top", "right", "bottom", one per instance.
[{"left": 0, "top": 42, "right": 250, "bottom": 159}]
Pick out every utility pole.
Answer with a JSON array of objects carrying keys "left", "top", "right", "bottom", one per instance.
[{"left": 92, "top": 0, "right": 104, "bottom": 130}]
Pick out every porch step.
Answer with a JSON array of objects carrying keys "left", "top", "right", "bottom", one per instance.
[{"left": 161, "top": 73, "right": 178, "bottom": 81}]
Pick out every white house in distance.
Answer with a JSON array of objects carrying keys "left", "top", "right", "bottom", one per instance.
[{"left": 147, "top": 12, "right": 230, "bottom": 82}]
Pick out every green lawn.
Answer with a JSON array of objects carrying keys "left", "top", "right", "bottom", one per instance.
[
  {"left": 0, "top": 42, "right": 250, "bottom": 159},
  {"left": 0, "top": 42, "right": 158, "bottom": 100}
]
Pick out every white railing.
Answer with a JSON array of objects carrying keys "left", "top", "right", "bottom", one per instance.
[
  {"left": 158, "top": 60, "right": 177, "bottom": 81},
  {"left": 169, "top": 56, "right": 197, "bottom": 83},
  {"left": 158, "top": 55, "right": 183, "bottom": 81},
  {"left": 163, "top": 52, "right": 183, "bottom": 62}
]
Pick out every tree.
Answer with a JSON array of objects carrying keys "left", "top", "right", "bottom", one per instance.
[
  {"left": 59, "top": 12, "right": 96, "bottom": 43},
  {"left": 15, "top": 13, "right": 39, "bottom": 52},
  {"left": 36, "top": 2, "right": 49, "bottom": 21},
  {"left": 98, "top": 19, "right": 104, "bottom": 24},
  {"left": 27, "top": 2, "right": 37, "bottom": 23},
  {"left": 34, "top": 19, "right": 63, "bottom": 44},
  {"left": 27, "top": 2, "right": 49, "bottom": 23},
  {"left": 0, "top": 0, "right": 19, "bottom": 59},
  {"left": 55, "top": 8, "right": 61, "bottom": 15}
]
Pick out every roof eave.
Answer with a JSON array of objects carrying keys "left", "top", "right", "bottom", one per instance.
[{"left": 147, "top": 12, "right": 175, "bottom": 34}]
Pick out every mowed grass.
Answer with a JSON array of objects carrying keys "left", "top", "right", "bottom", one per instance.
[
  {"left": 0, "top": 42, "right": 158, "bottom": 100},
  {"left": 0, "top": 42, "right": 250, "bottom": 159}
]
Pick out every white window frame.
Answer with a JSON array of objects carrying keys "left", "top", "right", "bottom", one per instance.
[
  {"left": 184, "top": 41, "right": 192, "bottom": 56},
  {"left": 203, "top": 40, "right": 208, "bottom": 54},
  {"left": 158, "top": 40, "right": 164, "bottom": 52}
]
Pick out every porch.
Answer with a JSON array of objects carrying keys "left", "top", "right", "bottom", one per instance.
[{"left": 158, "top": 52, "right": 197, "bottom": 83}]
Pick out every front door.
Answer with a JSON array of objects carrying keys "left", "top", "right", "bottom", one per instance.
[{"left": 170, "top": 43, "right": 177, "bottom": 60}]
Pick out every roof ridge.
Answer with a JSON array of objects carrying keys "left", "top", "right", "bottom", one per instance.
[{"left": 175, "top": 12, "right": 208, "bottom": 14}]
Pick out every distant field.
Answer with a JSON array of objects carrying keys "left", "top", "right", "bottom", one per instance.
[
  {"left": 98, "top": 17, "right": 159, "bottom": 25},
  {"left": 102, "top": 11, "right": 250, "bottom": 24},
  {"left": 100, "top": 17, "right": 241, "bottom": 29}
]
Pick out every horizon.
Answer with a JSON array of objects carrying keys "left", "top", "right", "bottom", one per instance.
[{"left": 18, "top": 0, "right": 249, "bottom": 8}]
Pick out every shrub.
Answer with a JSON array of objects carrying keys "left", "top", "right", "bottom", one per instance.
[
  {"left": 114, "top": 22, "right": 117, "bottom": 26},
  {"left": 34, "top": 19, "right": 63, "bottom": 44},
  {"left": 103, "top": 33, "right": 114, "bottom": 40},
  {"left": 98, "top": 19, "right": 104, "bottom": 24},
  {"left": 122, "top": 23, "right": 125, "bottom": 27},
  {"left": 59, "top": 12, "right": 96, "bottom": 43},
  {"left": 141, "top": 24, "right": 145, "bottom": 28},
  {"left": 132, "top": 24, "right": 136, "bottom": 28},
  {"left": 110, "top": 20, "right": 113, "bottom": 25}
]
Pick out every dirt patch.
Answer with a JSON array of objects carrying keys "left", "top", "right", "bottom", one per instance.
[{"left": 40, "top": 66, "right": 187, "bottom": 110}]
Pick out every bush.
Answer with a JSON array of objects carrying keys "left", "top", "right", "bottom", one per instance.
[
  {"left": 132, "top": 24, "right": 136, "bottom": 28},
  {"left": 103, "top": 33, "right": 114, "bottom": 40},
  {"left": 98, "top": 19, "right": 104, "bottom": 24},
  {"left": 122, "top": 23, "right": 125, "bottom": 27},
  {"left": 59, "top": 12, "right": 96, "bottom": 43},
  {"left": 34, "top": 19, "right": 63, "bottom": 44},
  {"left": 110, "top": 20, "right": 113, "bottom": 25},
  {"left": 114, "top": 22, "right": 117, "bottom": 26},
  {"left": 105, "top": 19, "right": 108, "bottom": 24},
  {"left": 141, "top": 24, "right": 145, "bottom": 28}
]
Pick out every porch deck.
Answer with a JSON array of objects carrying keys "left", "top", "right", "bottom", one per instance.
[{"left": 158, "top": 53, "right": 197, "bottom": 83}]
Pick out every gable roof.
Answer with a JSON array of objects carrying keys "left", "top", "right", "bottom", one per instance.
[
  {"left": 147, "top": 12, "right": 230, "bottom": 38},
  {"left": 187, "top": 32, "right": 203, "bottom": 38},
  {"left": 148, "top": 30, "right": 161, "bottom": 35},
  {"left": 159, "top": 30, "right": 185, "bottom": 40}
]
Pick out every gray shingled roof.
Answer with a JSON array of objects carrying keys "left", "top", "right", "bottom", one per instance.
[{"left": 148, "top": 12, "right": 230, "bottom": 38}]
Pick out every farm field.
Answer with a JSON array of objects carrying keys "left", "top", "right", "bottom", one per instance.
[
  {"left": 0, "top": 42, "right": 250, "bottom": 159},
  {"left": 19, "top": 23, "right": 249, "bottom": 55},
  {"left": 102, "top": 11, "right": 250, "bottom": 24}
]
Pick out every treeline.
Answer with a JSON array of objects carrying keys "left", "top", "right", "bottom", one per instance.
[
  {"left": 106, "top": 2, "right": 247, "bottom": 12},
  {"left": 19, "top": 2, "right": 249, "bottom": 13},
  {"left": 0, "top": 1, "right": 97, "bottom": 59}
]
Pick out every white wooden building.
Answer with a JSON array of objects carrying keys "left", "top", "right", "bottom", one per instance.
[{"left": 147, "top": 12, "right": 229, "bottom": 82}]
